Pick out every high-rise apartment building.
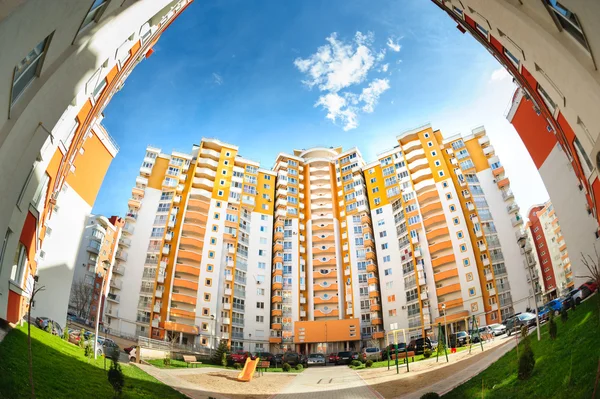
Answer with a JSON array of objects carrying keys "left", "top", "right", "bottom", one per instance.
[
  {"left": 0, "top": 0, "right": 192, "bottom": 324},
  {"left": 363, "top": 124, "right": 529, "bottom": 338},
  {"left": 527, "top": 201, "right": 573, "bottom": 300},
  {"left": 107, "top": 139, "right": 275, "bottom": 349},
  {"left": 270, "top": 147, "right": 384, "bottom": 354},
  {"left": 430, "top": 0, "right": 599, "bottom": 288}
]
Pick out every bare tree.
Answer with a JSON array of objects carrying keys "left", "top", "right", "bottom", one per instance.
[
  {"left": 71, "top": 279, "right": 94, "bottom": 319},
  {"left": 579, "top": 246, "right": 600, "bottom": 323}
]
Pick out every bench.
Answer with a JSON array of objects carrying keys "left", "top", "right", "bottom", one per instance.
[
  {"left": 391, "top": 351, "right": 415, "bottom": 362},
  {"left": 183, "top": 355, "right": 202, "bottom": 368},
  {"left": 256, "top": 361, "right": 271, "bottom": 377}
]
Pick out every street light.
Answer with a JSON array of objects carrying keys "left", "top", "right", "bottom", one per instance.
[
  {"left": 210, "top": 314, "right": 215, "bottom": 356},
  {"left": 517, "top": 234, "right": 541, "bottom": 341},
  {"left": 93, "top": 261, "right": 109, "bottom": 360},
  {"left": 441, "top": 303, "right": 448, "bottom": 349}
]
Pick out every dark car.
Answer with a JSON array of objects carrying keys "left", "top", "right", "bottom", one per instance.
[
  {"left": 255, "top": 351, "right": 275, "bottom": 366},
  {"left": 273, "top": 353, "right": 284, "bottom": 367},
  {"left": 335, "top": 351, "right": 354, "bottom": 365},
  {"left": 562, "top": 289, "right": 579, "bottom": 309},
  {"left": 382, "top": 342, "right": 407, "bottom": 359},
  {"left": 34, "top": 317, "right": 63, "bottom": 336},
  {"left": 451, "top": 331, "right": 470, "bottom": 347},
  {"left": 505, "top": 312, "right": 536, "bottom": 336},
  {"left": 407, "top": 337, "right": 432, "bottom": 355},
  {"left": 282, "top": 352, "right": 307, "bottom": 367}
]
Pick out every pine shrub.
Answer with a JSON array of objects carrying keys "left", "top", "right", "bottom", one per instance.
[
  {"left": 549, "top": 312, "right": 558, "bottom": 340},
  {"left": 211, "top": 340, "right": 229, "bottom": 365},
  {"left": 518, "top": 344, "right": 535, "bottom": 380},
  {"left": 295, "top": 364, "right": 303, "bottom": 371},
  {"left": 282, "top": 363, "right": 291, "bottom": 372},
  {"left": 365, "top": 359, "right": 374, "bottom": 367},
  {"left": 79, "top": 329, "right": 85, "bottom": 348},
  {"left": 350, "top": 360, "right": 362, "bottom": 367},
  {"left": 561, "top": 307, "right": 569, "bottom": 323},
  {"left": 108, "top": 352, "right": 125, "bottom": 398}
]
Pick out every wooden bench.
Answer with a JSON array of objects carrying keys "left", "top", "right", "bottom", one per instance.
[
  {"left": 255, "top": 360, "right": 271, "bottom": 377},
  {"left": 391, "top": 351, "right": 415, "bottom": 362},
  {"left": 183, "top": 355, "right": 202, "bottom": 368}
]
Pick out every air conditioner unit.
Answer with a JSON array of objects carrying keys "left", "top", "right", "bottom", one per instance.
[{"left": 401, "top": 306, "right": 406, "bottom": 309}]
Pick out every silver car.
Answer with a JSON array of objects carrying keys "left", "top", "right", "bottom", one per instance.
[
  {"left": 488, "top": 323, "right": 506, "bottom": 336},
  {"left": 361, "top": 347, "right": 382, "bottom": 361},
  {"left": 307, "top": 353, "right": 326, "bottom": 366}
]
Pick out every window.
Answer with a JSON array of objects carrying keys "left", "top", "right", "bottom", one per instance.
[
  {"left": 256, "top": 316, "right": 264, "bottom": 323},
  {"left": 463, "top": 258, "right": 470, "bottom": 267},
  {"left": 442, "top": 181, "right": 448, "bottom": 188},
  {"left": 471, "top": 303, "right": 479, "bottom": 312},
  {"left": 460, "top": 244, "right": 467, "bottom": 252},
  {"left": 384, "top": 268, "right": 392, "bottom": 276},
  {"left": 573, "top": 137, "right": 593, "bottom": 174},
  {"left": 205, "top": 278, "right": 212, "bottom": 286},
  {"left": 208, "top": 251, "right": 215, "bottom": 258},
  {"left": 504, "top": 47, "right": 520, "bottom": 68},
  {"left": 434, "top": 160, "right": 441, "bottom": 167},
  {"left": 77, "top": 0, "right": 109, "bottom": 35},
  {"left": 376, "top": 208, "right": 383, "bottom": 215},
  {"left": 468, "top": 287, "right": 476, "bottom": 297},
  {"left": 545, "top": 0, "right": 590, "bottom": 51},
  {"left": 457, "top": 231, "right": 464, "bottom": 239},
  {"left": 453, "top": 217, "right": 459, "bottom": 225},
  {"left": 388, "top": 309, "right": 397, "bottom": 317},
  {"left": 453, "top": 6, "right": 463, "bottom": 17},
  {"left": 476, "top": 23, "right": 489, "bottom": 37},
  {"left": 10, "top": 243, "right": 27, "bottom": 284},
  {"left": 449, "top": 205, "right": 456, "bottom": 212},
  {"left": 256, "top": 302, "right": 265, "bottom": 309},
  {"left": 387, "top": 295, "right": 396, "bottom": 302},
  {"left": 370, "top": 178, "right": 376, "bottom": 184},
  {"left": 374, "top": 198, "right": 381, "bottom": 205},
  {"left": 537, "top": 83, "right": 557, "bottom": 115},
  {"left": 381, "top": 243, "right": 388, "bottom": 250},
  {"left": 257, "top": 288, "right": 265, "bottom": 295},
  {"left": 207, "top": 264, "right": 214, "bottom": 272},
  {"left": 379, "top": 231, "right": 387, "bottom": 238},
  {"left": 31, "top": 173, "right": 50, "bottom": 210},
  {"left": 11, "top": 34, "right": 52, "bottom": 105},
  {"left": 383, "top": 255, "right": 391, "bottom": 262}
]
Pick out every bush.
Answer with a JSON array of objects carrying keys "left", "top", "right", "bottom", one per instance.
[
  {"left": 211, "top": 340, "right": 229, "bottom": 366},
  {"left": 282, "top": 363, "right": 291, "bottom": 372},
  {"left": 221, "top": 352, "right": 227, "bottom": 367},
  {"left": 561, "top": 307, "right": 569, "bottom": 323},
  {"left": 163, "top": 354, "right": 171, "bottom": 367},
  {"left": 62, "top": 328, "right": 69, "bottom": 341},
  {"left": 365, "top": 359, "right": 373, "bottom": 367},
  {"left": 423, "top": 348, "right": 432, "bottom": 359},
  {"left": 549, "top": 313, "right": 558, "bottom": 340},
  {"left": 108, "top": 352, "right": 125, "bottom": 397},
  {"left": 518, "top": 344, "right": 535, "bottom": 380},
  {"left": 295, "top": 364, "right": 303, "bottom": 371},
  {"left": 350, "top": 360, "right": 362, "bottom": 367},
  {"left": 420, "top": 393, "right": 440, "bottom": 399},
  {"left": 79, "top": 329, "right": 85, "bottom": 348},
  {"left": 233, "top": 362, "right": 242, "bottom": 370}
]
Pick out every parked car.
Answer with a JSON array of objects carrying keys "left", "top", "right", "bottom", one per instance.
[
  {"left": 34, "top": 317, "right": 63, "bottom": 336},
  {"left": 562, "top": 289, "right": 579, "bottom": 309},
  {"left": 580, "top": 280, "right": 598, "bottom": 293},
  {"left": 328, "top": 353, "right": 338, "bottom": 363},
  {"left": 124, "top": 345, "right": 135, "bottom": 354},
  {"left": 361, "top": 347, "right": 382, "bottom": 361},
  {"left": 451, "top": 331, "right": 470, "bottom": 347},
  {"left": 273, "top": 353, "right": 284, "bottom": 367},
  {"left": 430, "top": 340, "right": 438, "bottom": 350},
  {"left": 335, "top": 351, "right": 354, "bottom": 365},
  {"left": 254, "top": 351, "right": 275, "bottom": 366},
  {"left": 537, "top": 306, "right": 551, "bottom": 322},
  {"left": 227, "top": 350, "right": 251, "bottom": 365},
  {"left": 307, "top": 353, "right": 326, "bottom": 366},
  {"left": 488, "top": 323, "right": 506, "bottom": 336},
  {"left": 84, "top": 337, "right": 119, "bottom": 357},
  {"left": 470, "top": 326, "right": 493, "bottom": 343},
  {"left": 505, "top": 313, "right": 537, "bottom": 336},
  {"left": 407, "top": 337, "right": 432, "bottom": 354},
  {"left": 282, "top": 352, "right": 307, "bottom": 367},
  {"left": 382, "top": 343, "right": 407, "bottom": 359},
  {"left": 546, "top": 299, "right": 564, "bottom": 313}
]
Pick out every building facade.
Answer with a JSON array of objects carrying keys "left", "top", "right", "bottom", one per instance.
[
  {"left": 270, "top": 147, "right": 384, "bottom": 354},
  {"left": 364, "top": 124, "right": 530, "bottom": 339},
  {"left": 430, "top": 0, "right": 600, "bottom": 288},
  {"left": 107, "top": 140, "right": 275, "bottom": 350},
  {"left": 0, "top": 0, "right": 192, "bottom": 324},
  {"left": 527, "top": 201, "right": 573, "bottom": 300}
]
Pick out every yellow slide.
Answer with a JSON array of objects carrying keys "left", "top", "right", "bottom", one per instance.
[{"left": 237, "top": 357, "right": 259, "bottom": 382}]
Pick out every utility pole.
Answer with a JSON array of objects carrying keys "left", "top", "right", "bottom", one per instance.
[
  {"left": 517, "top": 233, "right": 541, "bottom": 341},
  {"left": 442, "top": 303, "right": 448, "bottom": 349},
  {"left": 94, "top": 264, "right": 108, "bottom": 359}
]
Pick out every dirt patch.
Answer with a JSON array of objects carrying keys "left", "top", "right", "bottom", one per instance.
[{"left": 181, "top": 371, "right": 296, "bottom": 399}]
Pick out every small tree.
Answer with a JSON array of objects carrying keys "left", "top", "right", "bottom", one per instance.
[
  {"left": 211, "top": 340, "right": 229, "bottom": 366},
  {"left": 163, "top": 353, "right": 171, "bottom": 367},
  {"left": 560, "top": 307, "right": 568, "bottom": 323},
  {"left": 107, "top": 352, "right": 125, "bottom": 398},
  {"left": 295, "top": 364, "right": 303, "bottom": 371},
  {"left": 548, "top": 311, "right": 557, "bottom": 340},
  {"left": 517, "top": 324, "right": 535, "bottom": 380},
  {"left": 62, "top": 328, "right": 69, "bottom": 341},
  {"left": 580, "top": 247, "right": 600, "bottom": 323},
  {"left": 221, "top": 352, "right": 227, "bottom": 367},
  {"left": 46, "top": 320, "right": 53, "bottom": 335},
  {"left": 365, "top": 359, "right": 374, "bottom": 367},
  {"left": 79, "top": 329, "right": 85, "bottom": 348}
]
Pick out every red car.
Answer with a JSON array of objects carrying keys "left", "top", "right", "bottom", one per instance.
[
  {"left": 228, "top": 350, "right": 251, "bottom": 365},
  {"left": 580, "top": 280, "right": 598, "bottom": 293},
  {"left": 328, "top": 353, "right": 338, "bottom": 363}
]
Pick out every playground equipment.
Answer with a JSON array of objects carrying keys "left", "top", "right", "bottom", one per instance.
[{"left": 237, "top": 357, "right": 260, "bottom": 382}]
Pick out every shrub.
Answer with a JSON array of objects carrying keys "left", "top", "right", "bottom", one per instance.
[
  {"left": 211, "top": 340, "right": 229, "bottom": 366},
  {"left": 560, "top": 307, "right": 569, "bottom": 323},
  {"left": 221, "top": 352, "right": 227, "bottom": 367},
  {"left": 282, "top": 363, "right": 291, "bottom": 372},
  {"left": 350, "top": 360, "right": 362, "bottom": 367},
  {"left": 233, "top": 362, "right": 242, "bottom": 370},
  {"left": 107, "top": 352, "right": 125, "bottom": 398},
  {"left": 423, "top": 348, "right": 432, "bottom": 359},
  {"left": 163, "top": 354, "right": 171, "bottom": 367},
  {"left": 295, "top": 364, "right": 303, "bottom": 371},
  {"left": 518, "top": 344, "right": 535, "bottom": 380},
  {"left": 79, "top": 329, "right": 85, "bottom": 348},
  {"left": 420, "top": 393, "right": 440, "bottom": 399},
  {"left": 62, "top": 328, "right": 69, "bottom": 341},
  {"left": 365, "top": 359, "right": 373, "bottom": 367},
  {"left": 549, "top": 312, "right": 558, "bottom": 340}
]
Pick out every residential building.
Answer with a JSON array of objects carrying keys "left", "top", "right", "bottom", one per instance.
[
  {"left": 270, "top": 147, "right": 384, "bottom": 354},
  {"left": 0, "top": 0, "right": 192, "bottom": 324},
  {"left": 106, "top": 140, "right": 275, "bottom": 350},
  {"left": 430, "top": 0, "right": 599, "bottom": 287},
  {"left": 527, "top": 201, "right": 573, "bottom": 300},
  {"left": 364, "top": 124, "right": 529, "bottom": 338}
]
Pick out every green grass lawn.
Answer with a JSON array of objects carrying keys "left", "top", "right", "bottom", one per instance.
[
  {"left": 0, "top": 323, "right": 187, "bottom": 398},
  {"left": 444, "top": 295, "right": 600, "bottom": 399},
  {"left": 352, "top": 346, "right": 471, "bottom": 369},
  {"left": 146, "top": 358, "right": 304, "bottom": 373}
]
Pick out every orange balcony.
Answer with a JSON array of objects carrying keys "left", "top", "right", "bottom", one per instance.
[
  {"left": 314, "top": 309, "right": 339, "bottom": 318},
  {"left": 187, "top": 199, "right": 209, "bottom": 213},
  {"left": 366, "top": 263, "right": 377, "bottom": 273},
  {"left": 366, "top": 252, "right": 376, "bottom": 260},
  {"left": 272, "top": 269, "right": 283, "bottom": 277},
  {"left": 418, "top": 190, "right": 438, "bottom": 204},
  {"left": 423, "top": 213, "right": 446, "bottom": 229},
  {"left": 180, "top": 236, "right": 203, "bottom": 251},
  {"left": 164, "top": 321, "right": 198, "bottom": 335},
  {"left": 273, "top": 243, "right": 283, "bottom": 252},
  {"left": 434, "top": 310, "right": 469, "bottom": 325},
  {"left": 314, "top": 283, "right": 338, "bottom": 292},
  {"left": 272, "top": 295, "right": 282, "bottom": 303},
  {"left": 361, "top": 214, "right": 370, "bottom": 224},
  {"left": 181, "top": 223, "right": 205, "bottom": 238},
  {"left": 372, "top": 318, "right": 383, "bottom": 325},
  {"left": 173, "top": 278, "right": 198, "bottom": 291},
  {"left": 373, "top": 331, "right": 385, "bottom": 339},
  {"left": 370, "top": 304, "right": 381, "bottom": 312},
  {"left": 313, "top": 234, "right": 334, "bottom": 242},
  {"left": 421, "top": 201, "right": 442, "bottom": 216},
  {"left": 272, "top": 282, "right": 282, "bottom": 290},
  {"left": 439, "top": 298, "right": 464, "bottom": 310},
  {"left": 431, "top": 254, "right": 455, "bottom": 268},
  {"left": 496, "top": 177, "right": 509, "bottom": 188},
  {"left": 271, "top": 323, "right": 282, "bottom": 330},
  {"left": 274, "top": 231, "right": 284, "bottom": 240},
  {"left": 362, "top": 225, "right": 373, "bottom": 235},
  {"left": 426, "top": 227, "right": 449, "bottom": 241},
  {"left": 364, "top": 238, "right": 374, "bottom": 248},
  {"left": 492, "top": 166, "right": 505, "bottom": 177},
  {"left": 434, "top": 268, "right": 459, "bottom": 283},
  {"left": 313, "top": 246, "right": 335, "bottom": 255},
  {"left": 314, "top": 296, "right": 338, "bottom": 304},
  {"left": 436, "top": 283, "right": 461, "bottom": 297},
  {"left": 171, "top": 293, "right": 197, "bottom": 305},
  {"left": 175, "top": 264, "right": 200, "bottom": 277},
  {"left": 313, "top": 224, "right": 332, "bottom": 232},
  {"left": 271, "top": 309, "right": 283, "bottom": 317},
  {"left": 269, "top": 337, "right": 282, "bottom": 343},
  {"left": 314, "top": 270, "right": 334, "bottom": 279},
  {"left": 170, "top": 308, "right": 195, "bottom": 320},
  {"left": 429, "top": 240, "right": 452, "bottom": 254},
  {"left": 369, "top": 290, "right": 380, "bottom": 298},
  {"left": 178, "top": 249, "right": 202, "bottom": 264},
  {"left": 313, "top": 258, "right": 336, "bottom": 266},
  {"left": 368, "top": 277, "right": 378, "bottom": 285},
  {"left": 184, "top": 211, "right": 208, "bottom": 225},
  {"left": 273, "top": 254, "right": 283, "bottom": 263}
]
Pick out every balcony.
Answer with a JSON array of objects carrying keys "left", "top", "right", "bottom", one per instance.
[
  {"left": 478, "top": 136, "right": 490, "bottom": 147},
  {"left": 162, "top": 245, "right": 170, "bottom": 255},
  {"left": 507, "top": 203, "right": 520, "bottom": 214},
  {"left": 483, "top": 145, "right": 495, "bottom": 157},
  {"left": 106, "top": 294, "right": 120, "bottom": 303},
  {"left": 436, "top": 283, "right": 461, "bottom": 296},
  {"left": 86, "top": 243, "right": 100, "bottom": 254},
  {"left": 482, "top": 258, "right": 490, "bottom": 266},
  {"left": 115, "top": 250, "right": 127, "bottom": 261},
  {"left": 119, "top": 237, "right": 131, "bottom": 247},
  {"left": 488, "top": 288, "right": 496, "bottom": 296},
  {"left": 125, "top": 211, "right": 138, "bottom": 222},
  {"left": 110, "top": 279, "right": 123, "bottom": 290},
  {"left": 135, "top": 176, "right": 148, "bottom": 187},
  {"left": 511, "top": 215, "right": 523, "bottom": 227},
  {"left": 113, "top": 266, "right": 125, "bottom": 275},
  {"left": 478, "top": 243, "right": 487, "bottom": 252},
  {"left": 496, "top": 177, "right": 509, "bottom": 188},
  {"left": 128, "top": 198, "right": 141, "bottom": 209},
  {"left": 155, "top": 289, "right": 163, "bottom": 298},
  {"left": 502, "top": 189, "right": 514, "bottom": 201}
]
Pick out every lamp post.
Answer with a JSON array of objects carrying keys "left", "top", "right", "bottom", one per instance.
[
  {"left": 442, "top": 303, "right": 448, "bottom": 349},
  {"left": 210, "top": 314, "right": 215, "bottom": 356},
  {"left": 93, "top": 262, "right": 109, "bottom": 360},
  {"left": 249, "top": 333, "right": 252, "bottom": 354},
  {"left": 517, "top": 234, "right": 541, "bottom": 341}
]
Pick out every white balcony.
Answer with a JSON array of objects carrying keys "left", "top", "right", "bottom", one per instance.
[
  {"left": 165, "top": 232, "right": 173, "bottom": 242},
  {"left": 346, "top": 308, "right": 353, "bottom": 315},
  {"left": 226, "top": 274, "right": 233, "bottom": 281},
  {"left": 491, "top": 303, "right": 499, "bottom": 311},
  {"left": 300, "top": 297, "right": 306, "bottom": 304},
  {"left": 405, "top": 148, "right": 426, "bottom": 162},
  {"left": 223, "top": 303, "right": 231, "bottom": 310},
  {"left": 162, "top": 245, "right": 170, "bottom": 255},
  {"left": 414, "top": 178, "right": 435, "bottom": 193},
  {"left": 482, "top": 258, "right": 490, "bottom": 266},
  {"left": 200, "top": 148, "right": 221, "bottom": 159},
  {"left": 483, "top": 145, "right": 495, "bottom": 157},
  {"left": 154, "top": 304, "right": 161, "bottom": 313},
  {"left": 136, "top": 176, "right": 148, "bottom": 187},
  {"left": 157, "top": 274, "right": 165, "bottom": 284},
  {"left": 414, "top": 248, "right": 422, "bottom": 258},
  {"left": 511, "top": 215, "right": 523, "bottom": 226},
  {"left": 140, "top": 165, "right": 152, "bottom": 175},
  {"left": 486, "top": 273, "right": 494, "bottom": 282},
  {"left": 119, "top": 237, "right": 131, "bottom": 247},
  {"left": 222, "top": 317, "right": 231, "bottom": 325},
  {"left": 466, "top": 203, "right": 475, "bottom": 211},
  {"left": 173, "top": 195, "right": 182, "bottom": 205},
  {"left": 152, "top": 319, "right": 159, "bottom": 328},
  {"left": 408, "top": 157, "right": 429, "bottom": 171},
  {"left": 479, "top": 136, "right": 490, "bottom": 147},
  {"left": 471, "top": 216, "right": 479, "bottom": 224},
  {"left": 198, "top": 157, "right": 219, "bottom": 168},
  {"left": 507, "top": 203, "right": 520, "bottom": 214},
  {"left": 155, "top": 290, "right": 163, "bottom": 298},
  {"left": 478, "top": 243, "right": 487, "bottom": 252},
  {"left": 225, "top": 288, "right": 232, "bottom": 296},
  {"left": 411, "top": 234, "right": 419, "bottom": 244},
  {"left": 110, "top": 279, "right": 123, "bottom": 290},
  {"left": 475, "top": 230, "right": 483, "bottom": 238},
  {"left": 402, "top": 140, "right": 421, "bottom": 152},
  {"left": 300, "top": 310, "right": 306, "bottom": 317},
  {"left": 420, "top": 291, "right": 428, "bottom": 300},
  {"left": 176, "top": 184, "right": 184, "bottom": 193},
  {"left": 195, "top": 167, "right": 217, "bottom": 178},
  {"left": 344, "top": 268, "right": 350, "bottom": 276}
]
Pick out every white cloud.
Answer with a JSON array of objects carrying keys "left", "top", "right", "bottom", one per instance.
[
  {"left": 295, "top": 31, "right": 391, "bottom": 130},
  {"left": 386, "top": 37, "right": 401, "bottom": 52},
  {"left": 212, "top": 73, "right": 223, "bottom": 85},
  {"left": 490, "top": 67, "right": 509, "bottom": 81}
]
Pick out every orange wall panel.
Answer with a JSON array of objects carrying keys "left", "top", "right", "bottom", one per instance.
[
  {"left": 148, "top": 157, "right": 169, "bottom": 189},
  {"left": 295, "top": 318, "right": 361, "bottom": 343}
]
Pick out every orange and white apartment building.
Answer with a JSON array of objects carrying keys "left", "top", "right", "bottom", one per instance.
[
  {"left": 270, "top": 147, "right": 384, "bottom": 354},
  {"left": 106, "top": 140, "right": 276, "bottom": 349},
  {"left": 0, "top": 1, "right": 192, "bottom": 325},
  {"left": 363, "top": 124, "right": 530, "bottom": 337},
  {"left": 430, "top": 0, "right": 600, "bottom": 289}
]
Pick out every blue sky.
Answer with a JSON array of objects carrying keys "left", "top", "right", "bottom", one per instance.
[{"left": 93, "top": 0, "right": 548, "bottom": 217}]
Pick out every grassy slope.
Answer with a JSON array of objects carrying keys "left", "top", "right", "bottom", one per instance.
[
  {"left": 444, "top": 296, "right": 600, "bottom": 399},
  {"left": 0, "top": 324, "right": 186, "bottom": 399},
  {"left": 146, "top": 358, "right": 304, "bottom": 372}
]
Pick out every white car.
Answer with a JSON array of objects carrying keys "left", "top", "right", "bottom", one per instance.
[
  {"left": 488, "top": 323, "right": 506, "bottom": 336},
  {"left": 307, "top": 353, "right": 326, "bottom": 366}
]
